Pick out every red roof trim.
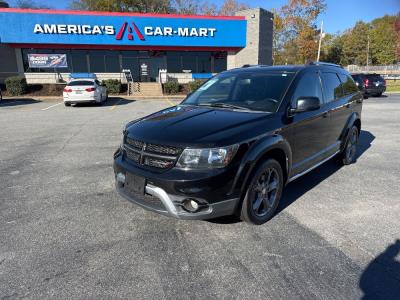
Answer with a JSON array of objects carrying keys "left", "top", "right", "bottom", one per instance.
[
  {"left": 9, "top": 43, "right": 241, "bottom": 52},
  {"left": 0, "top": 8, "right": 245, "bottom": 20}
]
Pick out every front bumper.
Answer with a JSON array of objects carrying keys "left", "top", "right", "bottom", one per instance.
[{"left": 113, "top": 152, "right": 240, "bottom": 220}]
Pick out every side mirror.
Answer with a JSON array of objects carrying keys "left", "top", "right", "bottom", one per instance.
[{"left": 289, "top": 97, "right": 321, "bottom": 115}]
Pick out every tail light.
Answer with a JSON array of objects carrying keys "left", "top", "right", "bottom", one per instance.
[
  {"left": 85, "top": 87, "right": 96, "bottom": 92},
  {"left": 363, "top": 79, "right": 369, "bottom": 87},
  {"left": 63, "top": 88, "right": 72, "bottom": 93}
]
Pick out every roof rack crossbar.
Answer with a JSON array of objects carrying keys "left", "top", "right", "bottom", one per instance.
[{"left": 307, "top": 61, "right": 343, "bottom": 68}]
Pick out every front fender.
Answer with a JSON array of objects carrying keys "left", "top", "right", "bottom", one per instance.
[{"left": 229, "top": 134, "right": 292, "bottom": 196}]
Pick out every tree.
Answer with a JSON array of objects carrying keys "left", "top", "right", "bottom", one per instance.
[
  {"left": 15, "top": 0, "right": 51, "bottom": 9},
  {"left": 219, "top": 0, "right": 248, "bottom": 16},
  {"left": 70, "top": 0, "right": 173, "bottom": 13},
  {"left": 0, "top": 1, "right": 9, "bottom": 8},
  {"left": 369, "top": 15, "right": 397, "bottom": 65},
  {"left": 340, "top": 21, "right": 370, "bottom": 65},
  {"left": 171, "top": 0, "right": 246, "bottom": 16},
  {"left": 273, "top": 0, "right": 326, "bottom": 64}
]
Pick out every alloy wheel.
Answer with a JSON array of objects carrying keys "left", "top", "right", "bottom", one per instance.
[{"left": 251, "top": 167, "right": 280, "bottom": 217}]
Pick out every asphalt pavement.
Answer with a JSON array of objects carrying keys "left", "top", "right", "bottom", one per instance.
[{"left": 0, "top": 95, "right": 399, "bottom": 299}]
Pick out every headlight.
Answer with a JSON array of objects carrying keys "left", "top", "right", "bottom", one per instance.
[{"left": 176, "top": 144, "right": 239, "bottom": 169}]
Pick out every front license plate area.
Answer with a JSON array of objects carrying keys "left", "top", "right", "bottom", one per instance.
[{"left": 125, "top": 173, "right": 145, "bottom": 195}]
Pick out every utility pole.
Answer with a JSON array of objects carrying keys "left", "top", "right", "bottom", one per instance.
[
  {"left": 317, "top": 20, "right": 324, "bottom": 62},
  {"left": 366, "top": 35, "right": 370, "bottom": 70}
]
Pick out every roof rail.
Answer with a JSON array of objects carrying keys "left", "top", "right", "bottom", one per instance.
[{"left": 307, "top": 61, "right": 343, "bottom": 68}]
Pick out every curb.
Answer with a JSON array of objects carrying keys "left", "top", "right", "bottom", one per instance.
[{"left": 1, "top": 95, "right": 186, "bottom": 101}]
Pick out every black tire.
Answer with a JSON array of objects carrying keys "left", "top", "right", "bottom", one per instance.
[
  {"left": 64, "top": 102, "right": 71, "bottom": 107},
  {"left": 376, "top": 92, "right": 383, "bottom": 97},
  {"left": 240, "top": 159, "right": 284, "bottom": 225},
  {"left": 340, "top": 125, "right": 359, "bottom": 165}
]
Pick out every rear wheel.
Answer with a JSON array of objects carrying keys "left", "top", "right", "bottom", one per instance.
[
  {"left": 340, "top": 125, "right": 359, "bottom": 165},
  {"left": 64, "top": 102, "right": 71, "bottom": 107},
  {"left": 376, "top": 92, "right": 383, "bottom": 97},
  {"left": 240, "top": 159, "right": 284, "bottom": 225}
]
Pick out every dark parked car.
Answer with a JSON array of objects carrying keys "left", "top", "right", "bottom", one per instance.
[
  {"left": 351, "top": 73, "right": 386, "bottom": 97},
  {"left": 114, "top": 62, "right": 363, "bottom": 225}
]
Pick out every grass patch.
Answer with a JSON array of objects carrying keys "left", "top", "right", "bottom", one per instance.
[{"left": 386, "top": 85, "right": 400, "bottom": 93}]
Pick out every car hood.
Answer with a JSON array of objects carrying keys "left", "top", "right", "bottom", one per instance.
[{"left": 126, "top": 105, "right": 279, "bottom": 147}]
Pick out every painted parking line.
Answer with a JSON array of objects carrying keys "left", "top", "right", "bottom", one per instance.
[
  {"left": 41, "top": 102, "right": 63, "bottom": 111},
  {"left": 110, "top": 98, "right": 124, "bottom": 110},
  {"left": 165, "top": 99, "right": 176, "bottom": 106}
]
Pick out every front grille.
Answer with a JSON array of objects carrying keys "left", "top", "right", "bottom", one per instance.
[
  {"left": 123, "top": 136, "right": 182, "bottom": 170},
  {"left": 146, "top": 143, "right": 182, "bottom": 156},
  {"left": 126, "top": 137, "right": 144, "bottom": 150}
]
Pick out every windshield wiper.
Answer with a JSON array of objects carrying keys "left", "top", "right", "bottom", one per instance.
[{"left": 198, "top": 102, "right": 248, "bottom": 110}]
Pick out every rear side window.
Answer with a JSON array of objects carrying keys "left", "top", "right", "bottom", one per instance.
[
  {"left": 68, "top": 80, "right": 94, "bottom": 86},
  {"left": 292, "top": 72, "right": 323, "bottom": 103},
  {"left": 339, "top": 74, "right": 359, "bottom": 95},
  {"left": 321, "top": 73, "right": 343, "bottom": 102}
]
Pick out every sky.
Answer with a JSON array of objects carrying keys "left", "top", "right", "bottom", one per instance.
[{"left": 6, "top": 0, "right": 400, "bottom": 33}]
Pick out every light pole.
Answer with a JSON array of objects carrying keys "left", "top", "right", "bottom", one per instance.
[
  {"left": 317, "top": 20, "right": 324, "bottom": 62},
  {"left": 366, "top": 35, "right": 370, "bottom": 70}
]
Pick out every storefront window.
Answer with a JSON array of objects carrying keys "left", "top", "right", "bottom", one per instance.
[
  {"left": 88, "top": 51, "right": 105, "bottom": 73},
  {"left": 166, "top": 52, "right": 181, "bottom": 73},
  {"left": 182, "top": 52, "right": 197, "bottom": 73},
  {"left": 71, "top": 50, "right": 88, "bottom": 73},
  {"left": 197, "top": 52, "right": 211, "bottom": 73}
]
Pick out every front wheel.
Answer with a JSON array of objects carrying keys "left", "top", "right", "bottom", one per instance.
[{"left": 240, "top": 159, "right": 284, "bottom": 225}]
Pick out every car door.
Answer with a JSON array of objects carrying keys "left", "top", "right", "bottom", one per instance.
[
  {"left": 320, "top": 72, "right": 353, "bottom": 150},
  {"left": 329, "top": 73, "right": 361, "bottom": 143},
  {"left": 289, "top": 70, "right": 332, "bottom": 176}
]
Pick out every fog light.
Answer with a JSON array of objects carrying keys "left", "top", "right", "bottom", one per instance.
[
  {"left": 183, "top": 199, "right": 200, "bottom": 213},
  {"left": 116, "top": 173, "right": 126, "bottom": 184}
]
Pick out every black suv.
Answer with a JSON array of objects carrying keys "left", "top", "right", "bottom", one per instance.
[
  {"left": 114, "top": 62, "right": 363, "bottom": 225},
  {"left": 351, "top": 73, "right": 386, "bottom": 97}
]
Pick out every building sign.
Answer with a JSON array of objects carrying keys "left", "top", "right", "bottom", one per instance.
[
  {"left": 0, "top": 9, "right": 246, "bottom": 49},
  {"left": 28, "top": 53, "right": 68, "bottom": 68}
]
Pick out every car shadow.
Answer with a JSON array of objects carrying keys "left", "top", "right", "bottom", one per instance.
[
  {"left": 277, "top": 130, "right": 375, "bottom": 214},
  {"left": 359, "top": 240, "right": 400, "bottom": 299},
  {"left": 72, "top": 97, "right": 134, "bottom": 107},
  {"left": 0, "top": 98, "right": 41, "bottom": 107},
  {"left": 207, "top": 130, "right": 375, "bottom": 225}
]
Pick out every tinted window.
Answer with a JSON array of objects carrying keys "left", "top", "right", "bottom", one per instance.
[
  {"left": 366, "top": 74, "right": 384, "bottom": 81},
  {"left": 321, "top": 73, "right": 343, "bottom": 102},
  {"left": 68, "top": 80, "right": 94, "bottom": 86},
  {"left": 183, "top": 72, "right": 294, "bottom": 112},
  {"left": 292, "top": 72, "right": 323, "bottom": 103},
  {"left": 339, "top": 74, "right": 359, "bottom": 95}
]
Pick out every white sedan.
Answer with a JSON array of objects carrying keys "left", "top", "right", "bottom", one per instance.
[{"left": 63, "top": 79, "right": 107, "bottom": 106}]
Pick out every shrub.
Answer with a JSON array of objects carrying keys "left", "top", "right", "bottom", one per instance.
[
  {"left": 164, "top": 80, "right": 180, "bottom": 94},
  {"left": 5, "top": 76, "right": 27, "bottom": 96},
  {"left": 188, "top": 80, "right": 204, "bottom": 92},
  {"left": 102, "top": 79, "right": 121, "bottom": 94}
]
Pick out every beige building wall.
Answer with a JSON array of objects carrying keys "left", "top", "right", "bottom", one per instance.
[{"left": 228, "top": 8, "right": 274, "bottom": 69}]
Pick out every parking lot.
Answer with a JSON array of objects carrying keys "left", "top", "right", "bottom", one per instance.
[{"left": 0, "top": 95, "right": 399, "bottom": 299}]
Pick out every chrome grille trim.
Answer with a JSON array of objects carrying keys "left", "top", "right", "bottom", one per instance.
[{"left": 123, "top": 137, "right": 182, "bottom": 169}]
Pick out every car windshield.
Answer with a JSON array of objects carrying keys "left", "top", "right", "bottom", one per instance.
[
  {"left": 182, "top": 71, "right": 295, "bottom": 112},
  {"left": 68, "top": 80, "right": 95, "bottom": 86}
]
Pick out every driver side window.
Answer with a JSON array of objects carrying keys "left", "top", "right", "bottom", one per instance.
[{"left": 292, "top": 72, "right": 323, "bottom": 105}]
